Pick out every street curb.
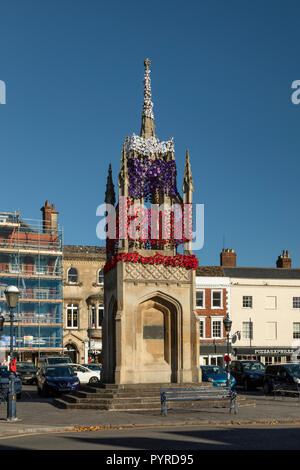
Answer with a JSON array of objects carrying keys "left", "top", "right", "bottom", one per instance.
[{"left": 1, "top": 418, "right": 300, "bottom": 437}]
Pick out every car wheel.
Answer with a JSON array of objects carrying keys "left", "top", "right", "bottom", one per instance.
[
  {"left": 89, "top": 377, "right": 99, "bottom": 384},
  {"left": 41, "top": 386, "right": 48, "bottom": 397}
]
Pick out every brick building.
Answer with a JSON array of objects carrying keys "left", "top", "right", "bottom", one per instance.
[
  {"left": 195, "top": 266, "right": 230, "bottom": 366},
  {"left": 0, "top": 202, "right": 63, "bottom": 363}
]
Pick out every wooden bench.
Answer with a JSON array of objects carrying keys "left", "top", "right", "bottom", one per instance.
[
  {"left": 272, "top": 383, "right": 300, "bottom": 402},
  {"left": 160, "top": 386, "right": 238, "bottom": 416}
]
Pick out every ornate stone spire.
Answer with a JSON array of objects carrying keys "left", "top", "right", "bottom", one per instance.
[
  {"left": 105, "top": 163, "right": 116, "bottom": 205},
  {"left": 118, "top": 142, "right": 128, "bottom": 191},
  {"left": 183, "top": 149, "right": 194, "bottom": 195},
  {"left": 140, "top": 58, "right": 156, "bottom": 139}
]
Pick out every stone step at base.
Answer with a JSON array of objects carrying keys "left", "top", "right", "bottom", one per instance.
[
  {"left": 60, "top": 395, "right": 162, "bottom": 405},
  {"left": 83, "top": 383, "right": 213, "bottom": 393},
  {"left": 75, "top": 390, "right": 173, "bottom": 399},
  {"left": 53, "top": 396, "right": 253, "bottom": 411}
]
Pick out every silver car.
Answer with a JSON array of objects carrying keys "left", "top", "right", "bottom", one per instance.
[{"left": 0, "top": 366, "right": 22, "bottom": 400}]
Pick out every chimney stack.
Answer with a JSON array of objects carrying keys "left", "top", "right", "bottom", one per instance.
[
  {"left": 40, "top": 201, "right": 58, "bottom": 234},
  {"left": 276, "top": 250, "right": 291, "bottom": 269},
  {"left": 220, "top": 248, "right": 237, "bottom": 267}
]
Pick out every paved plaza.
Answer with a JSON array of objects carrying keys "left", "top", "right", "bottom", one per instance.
[{"left": 0, "top": 386, "right": 300, "bottom": 438}]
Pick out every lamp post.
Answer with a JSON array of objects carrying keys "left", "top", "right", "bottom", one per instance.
[
  {"left": 4, "top": 285, "right": 20, "bottom": 422},
  {"left": 223, "top": 314, "right": 232, "bottom": 387}
]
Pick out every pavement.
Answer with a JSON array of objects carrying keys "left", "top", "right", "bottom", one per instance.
[{"left": 0, "top": 386, "right": 300, "bottom": 437}]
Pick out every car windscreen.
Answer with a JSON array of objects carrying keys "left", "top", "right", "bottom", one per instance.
[
  {"left": 243, "top": 362, "right": 265, "bottom": 371},
  {"left": 45, "top": 366, "right": 75, "bottom": 377},
  {"left": 17, "top": 364, "right": 36, "bottom": 371},
  {"left": 201, "top": 366, "right": 224, "bottom": 375},
  {"left": 284, "top": 364, "right": 300, "bottom": 378},
  {"left": 47, "top": 358, "right": 71, "bottom": 365}
]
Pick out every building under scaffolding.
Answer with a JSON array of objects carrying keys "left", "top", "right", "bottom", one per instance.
[{"left": 0, "top": 201, "right": 63, "bottom": 363}]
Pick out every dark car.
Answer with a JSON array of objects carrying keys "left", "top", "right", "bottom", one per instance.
[
  {"left": 16, "top": 362, "right": 37, "bottom": 385},
  {"left": 230, "top": 360, "right": 265, "bottom": 391},
  {"left": 36, "top": 364, "right": 80, "bottom": 397},
  {"left": 263, "top": 363, "right": 300, "bottom": 394}
]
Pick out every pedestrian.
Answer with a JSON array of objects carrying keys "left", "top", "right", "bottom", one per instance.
[{"left": 9, "top": 358, "right": 17, "bottom": 373}]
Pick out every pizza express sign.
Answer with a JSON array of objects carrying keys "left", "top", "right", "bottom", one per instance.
[{"left": 254, "top": 349, "right": 295, "bottom": 355}]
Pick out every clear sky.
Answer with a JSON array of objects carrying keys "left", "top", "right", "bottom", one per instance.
[{"left": 1, "top": 0, "right": 300, "bottom": 268}]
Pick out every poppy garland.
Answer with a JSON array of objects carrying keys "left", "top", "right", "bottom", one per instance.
[{"left": 103, "top": 252, "right": 198, "bottom": 274}]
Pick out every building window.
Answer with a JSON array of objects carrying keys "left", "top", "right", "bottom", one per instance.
[
  {"left": 9, "top": 254, "right": 22, "bottom": 274},
  {"left": 293, "top": 297, "right": 300, "bottom": 309},
  {"left": 293, "top": 323, "right": 300, "bottom": 339},
  {"left": 211, "top": 290, "right": 222, "bottom": 309},
  {"left": 242, "top": 321, "right": 253, "bottom": 340},
  {"left": 199, "top": 319, "right": 205, "bottom": 338},
  {"left": 67, "top": 267, "right": 78, "bottom": 284},
  {"left": 212, "top": 319, "right": 222, "bottom": 338},
  {"left": 196, "top": 290, "right": 205, "bottom": 308},
  {"left": 66, "top": 303, "right": 78, "bottom": 328},
  {"left": 34, "top": 289, "right": 49, "bottom": 300},
  {"left": 91, "top": 306, "right": 97, "bottom": 328},
  {"left": 98, "top": 269, "right": 104, "bottom": 285},
  {"left": 35, "top": 256, "right": 48, "bottom": 275},
  {"left": 243, "top": 296, "right": 253, "bottom": 308},
  {"left": 98, "top": 304, "right": 104, "bottom": 327}
]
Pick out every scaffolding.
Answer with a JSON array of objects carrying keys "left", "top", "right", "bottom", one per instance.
[{"left": 0, "top": 211, "right": 63, "bottom": 361}]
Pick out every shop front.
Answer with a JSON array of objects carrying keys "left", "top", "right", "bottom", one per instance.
[
  {"left": 200, "top": 343, "right": 229, "bottom": 367},
  {"left": 232, "top": 347, "right": 300, "bottom": 365}
]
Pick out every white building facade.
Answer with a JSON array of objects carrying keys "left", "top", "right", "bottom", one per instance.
[{"left": 223, "top": 266, "right": 300, "bottom": 365}]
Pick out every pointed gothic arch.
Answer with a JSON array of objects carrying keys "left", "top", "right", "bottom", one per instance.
[{"left": 135, "top": 291, "right": 182, "bottom": 383}]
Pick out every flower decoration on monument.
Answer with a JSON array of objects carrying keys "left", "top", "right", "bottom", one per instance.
[{"left": 127, "top": 157, "right": 179, "bottom": 200}]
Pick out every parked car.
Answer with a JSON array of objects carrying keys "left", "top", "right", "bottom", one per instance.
[
  {"left": 16, "top": 362, "right": 37, "bottom": 384},
  {"left": 70, "top": 364, "right": 100, "bottom": 384},
  {"left": 36, "top": 364, "right": 80, "bottom": 397},
  {"left": 230, "top": 360, "right": 265, "bottom": 391},
  {"left": 0, "top": 366, "right": 22, "bottom": 399},
  {"left": 200, "top": 365, "right": 236, "bottom": 389},
  {"left": 38, "top": 356, "right": 72, "bottom": 367},
  {"left": 263, "top": 363, "right": 300, "bottom": 394}
]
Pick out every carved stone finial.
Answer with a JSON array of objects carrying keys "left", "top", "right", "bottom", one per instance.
[
  {"left": 183, "top": 149, "right": 194, "bottom": 194},
  {"left": 105, "top": 163, "right": 116, "bottom": 205},
  {"left": 144, "top": 58, "right": 151, "bottom": 70}
]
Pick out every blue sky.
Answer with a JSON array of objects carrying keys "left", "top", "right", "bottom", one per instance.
[{"left": 1, "top": 0, "right": 300, "bottom": 268}]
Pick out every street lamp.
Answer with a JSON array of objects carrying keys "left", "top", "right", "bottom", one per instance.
[
  {"left": 4, "top": 285, "right": 20, "bottom": 422},
  {"left": 223, "top": 314, "right": 232, "bottom": 387}
]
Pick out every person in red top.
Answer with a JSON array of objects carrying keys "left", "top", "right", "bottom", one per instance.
[{"left": 9, "top": 358, "right": 17, "bottom": 373}]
